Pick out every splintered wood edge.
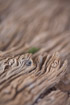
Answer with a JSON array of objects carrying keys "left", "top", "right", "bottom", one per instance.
[{"left": 0, "top": 52, "right": 68, "bottom": 105}]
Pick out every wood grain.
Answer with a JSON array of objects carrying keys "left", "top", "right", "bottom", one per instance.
[{"left": 0, "top": 0, "right": 70, "bottom": 105}]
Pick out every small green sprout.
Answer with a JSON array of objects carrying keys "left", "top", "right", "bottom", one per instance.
[{"left": 28, "top": 47, "right": 39, "bottom": 54}]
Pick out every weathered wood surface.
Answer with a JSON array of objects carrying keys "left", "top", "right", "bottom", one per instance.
[{"left": 0, "top": 0, "right": 70, "bottom": 105}]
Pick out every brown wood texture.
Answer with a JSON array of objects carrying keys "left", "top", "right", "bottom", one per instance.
[{"left": 0, "top": 0, "right": 70, "bottom": 105}]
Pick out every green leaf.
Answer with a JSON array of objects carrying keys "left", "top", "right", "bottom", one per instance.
[{"left": 28, "top": 47, "right": 39, "bottom": 54}]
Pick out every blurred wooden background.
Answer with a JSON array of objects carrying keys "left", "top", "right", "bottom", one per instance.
[{"left": 0, "top": 0, "right": 70, "bottom": 105}]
